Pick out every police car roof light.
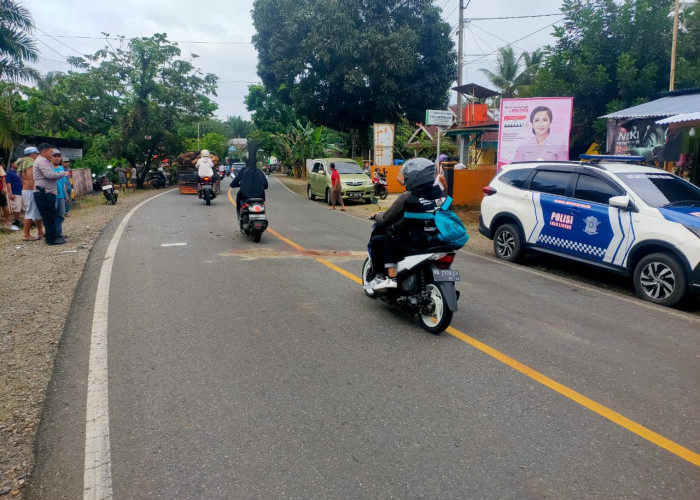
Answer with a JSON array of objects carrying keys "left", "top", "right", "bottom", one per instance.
[{"left": 579, "top": 154, "right": 647, "bottom": 164}]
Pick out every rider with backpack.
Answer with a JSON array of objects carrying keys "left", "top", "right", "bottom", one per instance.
[{"left": 367, "top": 158, "right": 446, "bottom": 291}]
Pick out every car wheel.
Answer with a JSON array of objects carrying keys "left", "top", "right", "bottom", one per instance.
[
  {"left": 362, "top": 257, "right": 377, "bottom": 298},
  {"left": 307, "top": 185, "right": 315, "bottom": 200},
  {"left": 493, "top": 223, "right": 524, "bottom": 262},
  {"left": 633, "top": 252, "right": 686, "bottom": 307},
  {"left": 419, "top": 283, "right": 453, "bottom": 335}
]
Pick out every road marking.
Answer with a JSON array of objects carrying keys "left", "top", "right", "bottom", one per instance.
[
  {"left": 260, "top": 226, "right": 700, "bottom": 468},
  {"left": 161, "top": 242, "right": 187, "bottom": 247},
  {"left": 84, "top": 191, "right": 170, "bottom": 500}
]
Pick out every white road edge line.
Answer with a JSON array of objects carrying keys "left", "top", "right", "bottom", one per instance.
[{"left": 83, "top": 191, "right": 171, "bottom": 500}]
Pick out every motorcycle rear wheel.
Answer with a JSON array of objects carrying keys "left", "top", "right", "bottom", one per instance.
[
  {"left": 110, "top": 193, "right": 117, "bottom": 205},
  {"left": 419, "top": 283, "right": 452, "bottom": 334},
  {"left": 253, "top": 230, "right": 262, "bottom": 243},
  {"left": 204, "top": 189, "right": 211, "bottom": 205},
  {"left": 379, "top": 186, "right": 388, "bottom": 200}
]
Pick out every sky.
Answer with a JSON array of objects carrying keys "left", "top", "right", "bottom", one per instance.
[{"left": 21, "top": 0, "right": 565, "bottom": 121}]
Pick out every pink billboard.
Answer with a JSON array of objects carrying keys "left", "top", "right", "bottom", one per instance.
[{"left": 497, "top": 97, "right": 573, "bottom": 169}]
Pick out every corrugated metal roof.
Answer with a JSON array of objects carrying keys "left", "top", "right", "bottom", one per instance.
[
  {"left": 600, "top": 93, "right": 700, "bottom": 119},
  {"left": 655, "top": 111, "right": 700, "bottom": 124}
]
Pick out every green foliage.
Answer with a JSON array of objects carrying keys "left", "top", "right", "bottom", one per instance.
[
  {"left": 0, "top": 0, "right": 39, "bottom": 83},
  {"left": 251, "top": 0, "right": 456, "bottom": 136},
  {"left": 272, "top": 120, "right": 346, "bottom": 177},
  {"left": 531, "top": 0, "right": 699, "bottom": 155},
  {"left": 479, "top": 47, "right": 544, "bottom": 98},
  {"left": 182, "top": 132, "right": 227, "bottom": 159}
]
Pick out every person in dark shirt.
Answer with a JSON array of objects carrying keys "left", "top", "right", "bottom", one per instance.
[{"left": 229, "top": 162, "right": 268, "bottom": 219}]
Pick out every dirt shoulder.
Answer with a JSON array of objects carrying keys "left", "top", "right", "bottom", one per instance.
[{"left": 0, "top": 187, "right": 166, "bottom": 497}]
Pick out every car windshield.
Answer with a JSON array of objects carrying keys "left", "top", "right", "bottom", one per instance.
[
  {"left": 619, "top": 172, "right": 700, "bottom": 208},
  {"left": 336, "top": 162, "right": 363, "bottom": 174}
]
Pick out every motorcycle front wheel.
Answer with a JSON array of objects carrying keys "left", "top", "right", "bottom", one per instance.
[{"left": 419, "top": 283, "right": 452, "bottom": 335}]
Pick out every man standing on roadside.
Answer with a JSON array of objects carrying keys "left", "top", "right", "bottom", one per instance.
[
  {"left": 61, "top": 156, "right": 72, "bottom": 215},
  {"left": 18, "top": 146, "right": 45, "bottom": 241},
  {"left": 328, "top": 162, "right": 345, "bottom": 211},
  {"left": 33, "top": 143, "right": 70, "bottom": 245}
]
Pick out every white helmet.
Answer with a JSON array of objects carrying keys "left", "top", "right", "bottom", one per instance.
[{"left": 200, "top": 149, "right": 210, "bottom": 157}]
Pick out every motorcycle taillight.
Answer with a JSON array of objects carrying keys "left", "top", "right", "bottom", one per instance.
[
  {"left": 203, "top": 177, "right": 210, "bottom": 182},
  {"left": 436, "top": 253, "right": 455, "bottom": 267}
]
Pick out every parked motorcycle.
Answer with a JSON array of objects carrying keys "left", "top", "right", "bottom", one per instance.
[
  {"left": 198, "top": 176, "right": 217, "bottom": 205},
  {"left": 149, "top": 170, "right": 166, "bottom": 189},
  {"left": 239, "top": 198, "right": 268, "bottom": 242},
  {"left": 97, "top": 172, "right": 118, "bottom": 205},
  {"left": 362, "top": 224, "right": 460, "bottom": 334},
  {"left": 372, "top": 170, "right": 389, "bottom": 199}
]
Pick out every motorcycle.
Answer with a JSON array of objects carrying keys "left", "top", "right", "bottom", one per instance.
[
  {"left": 239, "top": 198, "right": 268, "bottom": 242},
  {"left": 372, "top": 170, "right": 389, "bottom": 200},
  {"left": 362, "top": 223, "right": 460, "bottom": 334},
  {"left": 198, "top": 176, "right": 217, "bottom": 205},
  {"left": 95, "top": 172, "right": 118, "bottom": 205},
  {"left": 149, "top": 171, "right": 166, "bottom": 189}
]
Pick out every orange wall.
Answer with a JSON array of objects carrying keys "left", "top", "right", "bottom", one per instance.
[
  {"left": 376, "top": 163, "right": 497, "bottom": 207},
  {"left": 450, "top": 166, "right": 497, "bottom": 207}
]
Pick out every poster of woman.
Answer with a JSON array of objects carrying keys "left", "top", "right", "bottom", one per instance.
[{"left": 497, "top": 97, "right": 573, "bottom": 169}]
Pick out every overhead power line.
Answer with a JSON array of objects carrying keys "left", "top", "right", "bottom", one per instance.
[
  {"left": 35, "top": 34, "right": 252, "bottom": 45},
  {"left": 467, "top": 13, "right": 563, "bottom": 21}
]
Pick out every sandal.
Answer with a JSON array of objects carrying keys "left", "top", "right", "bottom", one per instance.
[{"left": 22, "top": 236, "right": 40, "bottom": 241}]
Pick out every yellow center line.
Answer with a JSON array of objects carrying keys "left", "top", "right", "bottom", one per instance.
[{"left": 227, "top": 189, "right": 700, "bottom": 467}]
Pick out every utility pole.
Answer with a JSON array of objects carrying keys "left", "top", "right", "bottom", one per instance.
[
  {"left": 457, "top": 0, "right": 464, "bottom": 164},
  {"left": 670, "top": 0, "right": 680, "bottom": 91}
]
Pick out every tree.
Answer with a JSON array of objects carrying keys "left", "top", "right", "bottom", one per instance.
[
  {"left": 272, "top": 120, "right": 345, "bottom": 177},
  {"left": 67, "top": 34, "right": 219, "bottom": 186},
  {"left": 0, "top": 0, "right": 39, "bottom": 83},
  {"left": 479, "top": 47, "right": 545, "bottom": 99},
  {"left": 531, "top": 0, "right": 698, "bottom": 155},
  {"left": 252, "top": 0, "right": 456, "bottom": 141}
]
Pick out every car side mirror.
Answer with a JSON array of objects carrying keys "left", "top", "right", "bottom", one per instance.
[{"left": 609, "top": 195, "right": 632, "bottom": 210}]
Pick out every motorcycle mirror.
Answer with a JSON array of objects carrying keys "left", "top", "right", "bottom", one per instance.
[{"left": 92, "top": 173, "right": 96, "bottom": 178}]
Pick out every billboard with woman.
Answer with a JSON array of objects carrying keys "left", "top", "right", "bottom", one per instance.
[{"left": 497, "top": 97, "right": 573, "bottom": 169}]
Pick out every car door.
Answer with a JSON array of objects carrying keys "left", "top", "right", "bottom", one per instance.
[
  {"left": 310, "top": 162, "right": 322, "bottom": 195},
  {"left": 524, "top": 169, "right": 576, "bottom": 254},
  {"left": 566, "top": 172, "right": 626, "bottom": 264}
]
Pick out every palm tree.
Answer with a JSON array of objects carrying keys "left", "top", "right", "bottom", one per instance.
[
  {"left": 479, "top": 46, "right": 545, "bottom": 98},
  {"left": 0, "top": 0, "right": 40, "bottom": 83}
]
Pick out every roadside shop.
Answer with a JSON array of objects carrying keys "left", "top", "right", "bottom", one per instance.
[{"left": 600, "top": 88, "right": 700, "bottom": 186}]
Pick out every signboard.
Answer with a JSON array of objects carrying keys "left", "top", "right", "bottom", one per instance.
[
  {"left": 373, "top": 123, "right": 395, "bottom": 167},
  {"left": 605, "top": 118, "right": 681, "bottom": 162},
  {"left": 425, "top": 109, "right": 453, "bottom": 127},
  {"left": 497, "top": 97, "right": 573, "bottom": 169}
]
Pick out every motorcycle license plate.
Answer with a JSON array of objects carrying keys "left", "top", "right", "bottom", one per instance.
[
  {"left": 348, "top": 192, "right": 362, "bottom": 198},
  {"left": 202, "top": 185, "right": 211, "bottom": 190},
  {"left": 248, "top": 214, "right": 266, "bottom": 220},
  {"left": 101, "top": 185, "right": 113, "bottom": 190},
  {"left": 432, "top": 269, "right": 460, "bottom": 282}
]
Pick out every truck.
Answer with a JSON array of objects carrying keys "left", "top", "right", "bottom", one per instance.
[{"left": 176, "top": 151, "right": 220, "bottom": 195}]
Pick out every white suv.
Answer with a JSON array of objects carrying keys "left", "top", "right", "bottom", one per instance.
[{"left": 479, "top": 159, "right": 700, "bottom": 307}]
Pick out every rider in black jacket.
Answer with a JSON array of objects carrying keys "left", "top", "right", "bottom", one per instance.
[
  {"left": 230, "top": 162, "right": 268, "bottom": 219},
  {"left": 366, "top": 158, "right": 445, "bottom": 291}
]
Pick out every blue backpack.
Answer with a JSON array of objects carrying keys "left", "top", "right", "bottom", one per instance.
[{"left": 431, "top": 197, "right": 469, "bottom": 249}]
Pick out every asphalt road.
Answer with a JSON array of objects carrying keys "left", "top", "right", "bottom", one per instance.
[{"left": 29, "top": 178, "right": 699, "bottom": 499}]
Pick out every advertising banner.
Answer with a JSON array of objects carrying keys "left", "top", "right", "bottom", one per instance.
[
  {"left": 373, "top": 123, "right": 395, "bottom": 166},
  {"left": 497, "top": 97, "right": 573, "bottom": 169},
  {"left": 605, "top": 118, "right": 676, "bottom": 162}
]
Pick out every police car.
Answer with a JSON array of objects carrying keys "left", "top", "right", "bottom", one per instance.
[{"left": 479, "top": 156, "right": 700, "bottom": 307}]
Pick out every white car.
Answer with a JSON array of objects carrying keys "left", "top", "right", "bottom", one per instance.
[{"left": 479, "top": 158, "right": 700, "bottom": 307}]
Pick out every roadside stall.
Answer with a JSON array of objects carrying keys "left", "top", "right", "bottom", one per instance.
[{"left": 600, "top": 89, "right": 700, "bottom": 185}]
